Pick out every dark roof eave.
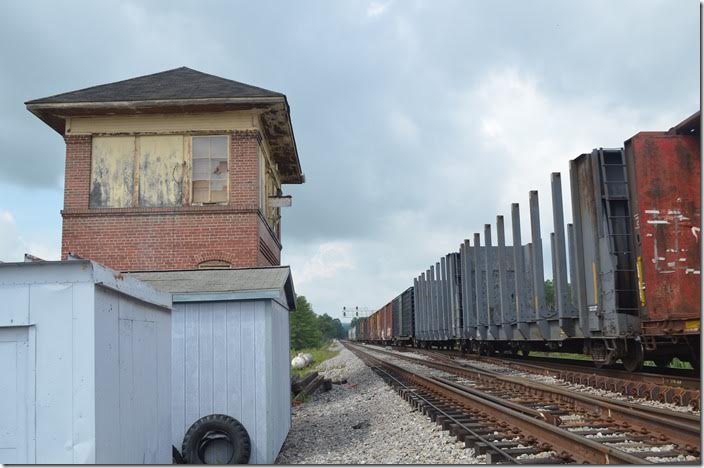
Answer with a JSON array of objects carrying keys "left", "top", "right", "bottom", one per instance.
[
  {"left": 25, "top": 95, "right": 286, "bottom": 111},
  {"left": 282, "top": 103, "right": 305, "bottom": 185}
]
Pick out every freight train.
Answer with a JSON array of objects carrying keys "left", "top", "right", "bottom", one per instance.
[{"left": 348, "top": 112, "right": 701, "bottom": 372}]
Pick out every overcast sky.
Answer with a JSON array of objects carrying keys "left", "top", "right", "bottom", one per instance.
[{"left": 0, "top": 0, "right": 698, "bottom": 321}]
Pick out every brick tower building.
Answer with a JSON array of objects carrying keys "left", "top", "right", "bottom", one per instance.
[{"left": 26, "top": 67, "right": 304, "bottom": 271}]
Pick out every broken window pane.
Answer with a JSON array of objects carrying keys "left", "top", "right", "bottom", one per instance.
[
  {"left": 191, "top": 135, "right": 229, "bottom": 204},
  {"left": 211, "top": 159, "right": 228, "bottom": 179}
]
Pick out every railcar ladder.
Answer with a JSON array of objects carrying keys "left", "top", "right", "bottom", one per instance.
[{"left": 598, "top": 149, "right": 639, "bottom": 316}]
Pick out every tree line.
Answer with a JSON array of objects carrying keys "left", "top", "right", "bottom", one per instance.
[{"left": 290, "top": 295, "right": 346, "bottom": 350}]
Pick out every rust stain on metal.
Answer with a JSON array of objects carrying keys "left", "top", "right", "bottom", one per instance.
[{"left": 626, "top": 132, "right": 701, "bottom": 324}]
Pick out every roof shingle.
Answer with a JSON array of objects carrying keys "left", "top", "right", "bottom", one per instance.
[{"left": 26, "top": 66, "right": 284, "bottom": 104}]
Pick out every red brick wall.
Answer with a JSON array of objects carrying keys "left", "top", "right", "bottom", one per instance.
[
  {"left": 64, "top": 135, "right": 92, "bottom": 211},
  {"left": 61, "top": 130, "right": 282, "bottom": 271}
]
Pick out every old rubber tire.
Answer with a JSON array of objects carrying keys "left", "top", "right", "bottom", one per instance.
[{"left": 182, "top": 414, "right": 251, "bottom": 464}]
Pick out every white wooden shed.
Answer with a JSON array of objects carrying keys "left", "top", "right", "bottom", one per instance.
[
  {"left": 130, "top": 266, "right": 296, "bottom": 464},
  {"left": 0, "top": 260, "right": 172, "bottom": 464}
]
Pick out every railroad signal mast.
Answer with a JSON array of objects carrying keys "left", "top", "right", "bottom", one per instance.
[{"left": 342, "top": 306, "right": 373, "bottom": 319}]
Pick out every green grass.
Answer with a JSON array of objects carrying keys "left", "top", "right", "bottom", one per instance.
[
  {"left": 643, "top": 357, "right": 693, "bottom": 370},
  {"left": 290, "top": 341, "right": 340, "bottom": 378}
]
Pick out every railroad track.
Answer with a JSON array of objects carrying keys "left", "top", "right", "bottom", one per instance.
[
  {"left": 346, "top": 342, "right": 700, "bottom": 464},
  {"left": 414, "top": 348, "right": 701, "bottom": 410}
]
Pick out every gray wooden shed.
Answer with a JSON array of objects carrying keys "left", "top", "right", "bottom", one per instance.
[
  {"left": 0, "top": 260, "right": 172, "bottom": 464},
  {"left": 130, "top": 266, "right": 296, "bottom": 464}
]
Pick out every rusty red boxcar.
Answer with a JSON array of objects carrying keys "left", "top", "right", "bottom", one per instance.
[{"left": 625, "top": 111, "right": 700, "bottom": 363}]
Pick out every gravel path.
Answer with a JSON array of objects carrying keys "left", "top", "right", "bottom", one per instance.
[{"left": 276, "top": 342, "right": 485, "bottom": 464}]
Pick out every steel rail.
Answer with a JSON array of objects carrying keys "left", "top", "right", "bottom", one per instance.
[
  {"left": 417, "top": 347, "right": 701, "bottom": 409},
  {"left": 346, "top": 344, "right": 522, "bottom": 464},
  {"left": 479, "top": 352, "right": 699, "bottom": 380},
  {"left": 365, "top": 345, "right": 700, "bottom": 450},
  {"left": 452, "top": 351, "right": 701, "bottom": 401},
  {"left": 347, "top": 343, "right": 650, "bottom": 464}
]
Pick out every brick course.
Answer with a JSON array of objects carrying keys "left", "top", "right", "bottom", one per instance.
[{"left": 61, "top": 130, "right": 282, "bottom": 271}]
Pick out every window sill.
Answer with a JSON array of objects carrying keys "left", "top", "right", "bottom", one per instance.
[{"left": 62, "top": 205, "right": 259, "bottom": 217}]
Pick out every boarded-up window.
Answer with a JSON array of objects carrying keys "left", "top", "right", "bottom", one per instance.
[
  {"left": 192, "top": 136, "right": 229, "bottom": 204},
  {"left": 138, "top": 135, "right": 185, "bottom": 207},
  {"left": 259, "top": 146, "right": 281, "bottom": 238},
  {"left": 90, "top": 136, "right": 135, "bottom": 208}
]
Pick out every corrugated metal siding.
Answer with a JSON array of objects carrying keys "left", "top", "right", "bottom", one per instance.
[{"left": 171, "top": 299, "right": 290, "bottom": 464}]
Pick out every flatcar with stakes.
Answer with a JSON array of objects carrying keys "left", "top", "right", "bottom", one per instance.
[{"left": 351, "top": 112, "right": 700, "bottom": 372}]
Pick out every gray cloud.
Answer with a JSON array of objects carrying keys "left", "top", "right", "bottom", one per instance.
[{"left": 0, "top": 0, "right": 697, "bottom": 316}]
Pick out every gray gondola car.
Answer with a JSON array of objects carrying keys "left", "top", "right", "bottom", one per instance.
[{"left": 413, "top": 253, "right": 463, "bottom": 347}]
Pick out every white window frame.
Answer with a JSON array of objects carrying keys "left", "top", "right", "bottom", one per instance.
[{"left": 190, "top": 134, "right": 230, "bottom": 205}]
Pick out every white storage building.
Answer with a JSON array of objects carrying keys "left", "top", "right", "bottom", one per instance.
[
  {"left": 0, "top": 260, "right": 172, "bottom": 464},
  {"left": 131, "top": 266, "right": 296, "bottom": 464}
]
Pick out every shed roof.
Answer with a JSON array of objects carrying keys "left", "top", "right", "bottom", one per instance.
[
  {"left": 25, "top": 67, "right": 304, "bottom": 184},
  {"left": 0, "top": 259, "right": 172, "bottom": 310},
  {"left": 128, "top": 266, "right": 296, "bottom": 310}
]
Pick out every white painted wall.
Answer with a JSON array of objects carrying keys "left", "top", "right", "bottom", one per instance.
[
  {"left": 0, "top": 262, "right": 171, "bottom": 464},
  {"left": 171, "top": 299, "right": 291, "bottom": 464},
  {"left": 93, "top": 286, "right": 172, "bottom": 464}
]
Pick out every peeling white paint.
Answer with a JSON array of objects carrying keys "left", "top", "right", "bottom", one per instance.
[
  {"left": 647, "top": 220, "right": 669, "bottom": 224},
  {"left": 644, "top": 209, "right": 660, "bottom": 214}
]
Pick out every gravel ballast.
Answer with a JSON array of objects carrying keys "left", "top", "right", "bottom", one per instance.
[{"left": 276, "top": 342, "right": 485, "bottom": 464}]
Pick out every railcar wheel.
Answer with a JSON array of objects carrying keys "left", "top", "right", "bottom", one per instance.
[{"left": 621, "top": 342, "right": 644, "bottom": 373}]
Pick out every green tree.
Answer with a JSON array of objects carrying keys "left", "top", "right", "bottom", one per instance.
[
  {"left": 545, "top": 279, "right": 555, "bottom": 311},
  {"left": 290, "top": 295, "right": 322, "bottom": 350},
  {"left": 316, "top": 314, "right": 346, "bottom": 340},
  {"left": 544, "top": 280, "right": 573, "bottom": 311}
]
